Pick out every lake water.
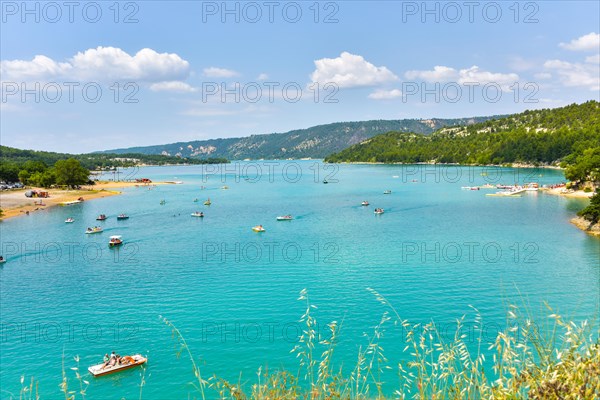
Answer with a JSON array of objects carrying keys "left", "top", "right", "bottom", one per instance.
[{"left": 1, "top": 162, "right": 599, "bottom": 399}]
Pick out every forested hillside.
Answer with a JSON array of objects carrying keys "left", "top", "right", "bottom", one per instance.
[{"left": 325, "top": 101, "right": 600, "bottom": 165}]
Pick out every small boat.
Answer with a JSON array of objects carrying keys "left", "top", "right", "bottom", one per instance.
[
  {"left": 160, "top": 200, "right": 166, "bottom": 205},
  {"left": 383, "top": 190, "right": 391, "bottom": 194},
  {"left": 65, "top": 218, "right": 75, "bottom": 223},
  {"left": 96, "top": 214, "right": 107, "bottom": 221},
  {"left": 193, "top": 198, "right": 199, "bottom": 203},
  {"left": 221, "top": 186, "right": 229, "bottom": 190},
  {"left": 252, "top": 225, "right": 266, "bottom": 232},
  {"left": 323, "top": 179, "right": 328, "bottom": 184},
  {"left": 204, "top": 198, "right": 211, "bottom": 206},
  {"left": 374, "top": 208, "right": 385, "bottom": 214},
  {"left": 276, "top": 215, "right": 293, "bottom": 221},
  {"left": 486, "top": 191, "right": 523, "bottom": 197},
  {"left": 60, "top": 200, "right": 82, "bottom": 206},
  {"left": 88, "top": 354, "right": 147, "bottom": 377},
  {"left": 361, "top": 201, "right": 369, "bottom": 206},
  {"left": 191, "top": 211, "right": 204, "bottom": 218},
  {"left": 109, "top": 235, "right": 123, "bottom": 247},
  {"left": 0, "top": 258, "right": 6, "bottom": 264},
  {"left": 117, "top": 214, "right": 129, "bottom": 220},
  {"left": 85, "top": 227, "right": 103, "bottom": 234}
]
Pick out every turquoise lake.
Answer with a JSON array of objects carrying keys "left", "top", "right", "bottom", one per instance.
[{"left": 1, "top": 162, "right": 599, "bottom": 399}]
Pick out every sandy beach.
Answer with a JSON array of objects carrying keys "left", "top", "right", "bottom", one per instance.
[
  {"left": 542, "top": 187, "right": 595, "bottom": 198},
  {"left": 0, "top": 181, "right": 161, "bottom": 220}
]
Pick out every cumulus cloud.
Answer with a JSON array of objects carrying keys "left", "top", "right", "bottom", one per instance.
[
  {"left": 559, "top": 32, "right": 600, "bottom": 51},
  {"left": 150, "top": 81, "right": 196, "bottom": 93},
  {"left": 310, "top": 52, "right": 398, "bottom": 88},
  {"left": 585, "top": 54, "right": 600, "bottom": 64},
  {"left": 457, "top": 66, "right": 519, "bottom": 87},
  {"left": 404, "top": 65, "right": 519, "bottom": 90},
  {"left": 0, "top": 55, "right": 72, "bottom": 80},
  {"left": 543, "top": 59, "right": 599, "bottom": 91},
  {"left": 368, "top": 89, "right": 402, "bottom": 100},
  {"left": 203, "top": 67, "right": 239, "bottom": 78},
  {"left": 0, "top": 47, "right": 190, "bottom": 82},
  {"left": 405, "top": 65, "right": 458, "bottom": 81}
]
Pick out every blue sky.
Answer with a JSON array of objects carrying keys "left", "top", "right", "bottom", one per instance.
[{"left": 1, "top": 1, "right": 599, "bottom": 153}]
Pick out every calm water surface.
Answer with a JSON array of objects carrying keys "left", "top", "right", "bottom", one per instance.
[{"left": 1, "top": 162, "right": 599, "bottom": 399}]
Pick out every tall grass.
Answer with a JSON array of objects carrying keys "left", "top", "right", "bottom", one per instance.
[
  {"left": 12, "top": 289, "right": 599, "bottom": 399},
  {"left": 160, "top": 288, "right": 599, "bottom": 399}
]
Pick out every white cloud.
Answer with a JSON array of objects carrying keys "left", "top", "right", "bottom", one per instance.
[
  {"left": 310, "top": 52, "right": 398, "bottom": 88},
  {"left": 457, "top": 66, "right": 519, "bottom": 87},
  {"left": 203, "top": 67, "right": 239, "bottom": 78},
  {"left": 404, "top": 65, "right": 519, "bottom": 90},
  {"left": 368, "top": 89, "right": 402, "bottom": 100},
  {"left": 257, "top": 73, "right": 269, "bottom": 81},
  {"left": 585, "top": 54, "right": 600, "bottom": 64},
  {"left": 0, "top": 47, "right": 190, "bottom": 82},
  {"left": 0, "top": 55, "right": 72, "bottom": 80},
  {"left": 405, "top": 65, "right": 458, "bottom": 81},
  {"left": 544, "top": 59, "right": 599, "bottom": 91},
  {"left": 150, "top": 81, "right": 197, "bottom": 93},
  {"left": 559, "top": 32, "right": 600, "bottom": 51}
]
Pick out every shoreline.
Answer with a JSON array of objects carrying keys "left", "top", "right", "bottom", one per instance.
[
  {"left": 570, "top": 216, "right": 600, "bottom": 237},
  {"left": 327, "top": 161, "right": 564, "bottom": 170},
  {"left": 0, "top": 181, "right": 166, "bottom": 221},
  {"left": 541, "top": 187, "right": 595, "bottom": 199}
]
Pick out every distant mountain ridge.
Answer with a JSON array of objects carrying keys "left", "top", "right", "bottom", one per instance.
[
  {"left": 101, "top": 117, "right": 500, "bottom": 160},
  {"left": 325, "top": 101, "right": 600, "bottom": 165}
]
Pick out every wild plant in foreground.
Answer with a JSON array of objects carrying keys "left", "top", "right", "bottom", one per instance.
[
  {"left": 56, "top": 354, "right": 89, "bottom": 400},
  {"left": 190, "top": 288, "right": 598, "bottom": 399},
  {"left": 160, "top": 315, "right": 207, "bottom": 400},
  {"left": 18, "top": 375, "right": 39, "bottom": 400},
  {"left": 11, "top": 289, "right": 599, "bottom": 399}
]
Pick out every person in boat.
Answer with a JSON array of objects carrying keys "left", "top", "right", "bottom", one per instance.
[
  {"left": 0, "top": 256, "right": 4, "bottom": 261},
  {"left": 200, "top": 212, "right": 204, "bottom": 217},
  {"left": 102, "top": 352, "right": 117, "bottom": 368},
  {"left": 119, "top": 355, "right": 135, "bottom": 365}
]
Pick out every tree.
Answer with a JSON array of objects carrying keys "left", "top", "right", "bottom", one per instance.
[
  {"left": 53, "top": 158, "right": 89, "bottom": 188},
  {"left": 578, "top": 190, "right": 600, "bottom": 224},
  {"left": 0, "top": 161, "right": 20, "bottom": 182},
  {"left": 28, "top": 170, "right": 56, "bottom": 187},
  {"left": 18, "top": 170, "right": 30, "bottom": 184},
  {"left": 565, "top": 147, "right": 600, "bottom": 186}
]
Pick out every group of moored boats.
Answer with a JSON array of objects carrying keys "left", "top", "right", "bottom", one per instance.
[{"left": 461, "top": 183, "right": 541, "bottom": 197}]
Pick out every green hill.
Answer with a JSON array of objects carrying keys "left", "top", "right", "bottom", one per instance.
[
  {"left": 100, "top": 117, "right": 499, "bottom": 160},
  {"left": 0, "top": 146, "right": 227, "bottom": 182},
  {"left": 325, "top": 101, "right": 600, "bottom": 165}
]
